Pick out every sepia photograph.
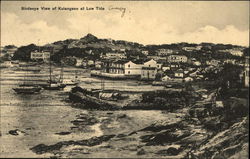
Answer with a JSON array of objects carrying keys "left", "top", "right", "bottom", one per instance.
[{"left": 0, "top": 1, "right": 249, "bottom": 158}]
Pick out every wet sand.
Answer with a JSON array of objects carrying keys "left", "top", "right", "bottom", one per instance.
[{"left": 0, "top": 66, "right": 180, "bottom": 158}]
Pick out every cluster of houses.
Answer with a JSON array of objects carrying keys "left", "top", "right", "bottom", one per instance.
[
  {"left": 88, "top": 53, "right": 208, "bottom": 82},
  {"left": 2, "top": 44, "right": 247, "bottom": 86},
  {"left": 90, "top": 56, "right": 210, "bottom": 82},
  {"left": 88, "top": 47, "right": 248, "bottom": 85}
]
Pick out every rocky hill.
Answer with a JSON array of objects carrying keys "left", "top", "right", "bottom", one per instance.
[{"left": 49, "top": 33, "right": 143, "bottom": 51}]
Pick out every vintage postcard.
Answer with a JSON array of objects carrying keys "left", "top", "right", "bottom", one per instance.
[{"left": 0, "top": 1, "right": 249, "bottom": 158}]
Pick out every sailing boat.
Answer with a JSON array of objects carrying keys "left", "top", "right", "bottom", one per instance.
[
  {"left": 13, "top": 84, "right": 42, "bottom": 94},
  {"left": 13, "top": 70, "right": 42, "bottom": 94},
  {"left": 43, "top": 49, "right": 66, "bottom": 90}
]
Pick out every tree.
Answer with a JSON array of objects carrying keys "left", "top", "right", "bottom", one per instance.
[{"left": 12, "top": 44, "right": 38, "bottom": 61}]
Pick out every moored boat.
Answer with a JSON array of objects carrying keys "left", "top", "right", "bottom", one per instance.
[
  {"left": 62, "top": 79, "right": 79, "bottom": 85},
  {"left": 14, "top": 66, "right": 41, "bottom": 72},
  {"left": 43, "top": 82, "right": 66, "bottom": 90},
  {"left": 43, "top": 49, "right": 66, "bottom": 90},
  {"left": 13, "top": 84, "right": 42, "bottom": 94}
]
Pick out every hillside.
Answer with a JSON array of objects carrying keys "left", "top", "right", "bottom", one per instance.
[{"left": 9, "top": 33, "right": 248, "bottom": 62}]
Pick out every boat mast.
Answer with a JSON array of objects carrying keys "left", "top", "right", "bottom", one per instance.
[
  {"left": 60, "top": 48, "right": 65, "bottom": 83},
  {"left": 49, "top": 48, "right": 52, "bottom": 85},
  {"left": 101, "top": 78, "right": 105, "bottom": 90},
  {"left": 60, "top": 62, "right": 64, "bottom": 83},
  {"left": 75, "top": 70, "right": 78, "bottom": 82}
]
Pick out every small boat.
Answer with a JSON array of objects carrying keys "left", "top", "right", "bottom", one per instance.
[
  {"left": 13, "top": 84, "right": 42, "bottom": 94},
  {"left": 12, "top": 67, "right": 42, "bottom": 94},
  {"left": 18, "top": 62, "right": 37, "bottom": 67},
  {"left": 62, "top": 79, "right": 79, "bottom": 85},
  {"left": 14, "top": 66, "right": 41, "bottom": 72},
  {"left": 43, "top": 82, "right": 66, "bottom": 90}
]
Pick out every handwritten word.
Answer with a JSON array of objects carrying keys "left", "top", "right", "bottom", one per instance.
[{"left": 109, "top": 6, "right": 126, "bottom": 17}]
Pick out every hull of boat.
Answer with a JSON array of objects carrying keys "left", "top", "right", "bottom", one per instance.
[
  {"left": 13, "top": 87, "right": 42, "bottom": 94},
  {"left": 43, "top": 84, "right": 66, "bottom": 90},
  {"left": 63, "top": 82, "right": 78, "bottom": 86}
]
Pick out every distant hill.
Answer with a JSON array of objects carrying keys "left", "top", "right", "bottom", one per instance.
[
  {"left": 10, "top": 33, "right": 248, "bottom": 62},
  {"left": 45, "top": 33, "right": 143, "bottom": 51}
]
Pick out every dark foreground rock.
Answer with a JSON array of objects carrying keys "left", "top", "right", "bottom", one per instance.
[
  {"left": 55, "top": 132, "right": 71, "bottom": 135},
  {"left": 156, "top": 146, "right": 182, "bottom": 156},
  {"left": 30, "top": 134, "right": 115, "bottom": 154},
  {"left": 9, "top": 129, "right": 26, "bottom": 136},
  {"left": 186, "top": 117, "right": 248, "bottom": 159}
]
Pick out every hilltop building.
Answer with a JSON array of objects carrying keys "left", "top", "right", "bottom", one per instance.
[
  {"left": 104, "top": 52, "right": 126, "bottom": 59},
  {"left": 167, "top": 55, "right": 188, "bottom": 63},
  {"left": 30, "top": 50, "right": 50, "bottom": 61},
  {"left": 157, "top": 49, "right": 173, "bottom": 56},
  {"left": 219, "top": 48, "right": 244, "bottom": 57}
]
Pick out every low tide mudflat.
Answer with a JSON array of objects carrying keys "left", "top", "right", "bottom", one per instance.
[{"left": 0, "top": 66, "right": 183, "bottom": 158}]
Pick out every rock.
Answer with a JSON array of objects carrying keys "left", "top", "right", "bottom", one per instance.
[
  {"left": 140, "top": 120, "right": 183, "bottom": 132},
  {"left": 71, "top": 116, "right": 98, "bottom": 126},
  {"left": 31, "top": 134, "right": 116, "bottom": 154},
  {"left": 167, "top": 147, "right": 181, "bottom": 155},
  {"left": 137, "top": 148, "right": 146, "bottom": 155},
  {"left": 189, "top": 117, "right": 248, "bottom": 159},
  {"left": 9, "top": 129, "right": 25, "bottom": 136},
  {"left": 156, "top": 149, "right": 168, "bottom": 156},
  {"left": 80, "top": 149, "right": 90, "bottom": 154},
  {"left": 55, "top": 132, "right": 71, "bottom": 135},
  {"left": 116, "top": 134, "right": 126, "bottom": 138},
  {"left": 117, "top": 114, "right": 127, "bottom": 119},
  {"left": 157, "top": 147, "right": 182, "bottom": 156},
  {"left": 9, "top": 129, "right": 19, "bottom": 135},
  {"left": 141, "top": 130, "right": 191, "bottom": 146}
]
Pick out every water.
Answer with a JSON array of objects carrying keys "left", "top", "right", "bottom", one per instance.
[{"left": 0, "top": 67, "right": 180, "bottom": 158}]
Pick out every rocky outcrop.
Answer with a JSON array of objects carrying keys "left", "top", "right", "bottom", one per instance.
[
  {"left": 189, "top": 117, "right": 248, "bottom": 159},
  {"left": 30, "top": 134, "right": 116, "bottom": 154}
]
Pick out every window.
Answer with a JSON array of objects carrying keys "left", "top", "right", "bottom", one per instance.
[
  {"left": 128, "top": 64, "right": 130, "bottom": 68},
  {"left": 149, "top": 65, "right": 151, "bottom": 67},
  {"left": 128, "top": 71, "right": 130, "bottom": 74}
]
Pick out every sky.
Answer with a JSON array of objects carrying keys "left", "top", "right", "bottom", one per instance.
[{"left": 1, "top": 1, "right": 249, "bottom": 47}]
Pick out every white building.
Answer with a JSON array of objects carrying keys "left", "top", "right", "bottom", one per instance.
[
  {"left": 124, "top": 61, "right": 142, "bottom": 75},
  {"left": 141, "top": 59, "right": 158, "bottom": 80},
  {"left": 184, "top": 77, "right": 193, "bottom": 82},
  {"left": 206, "top": 59, "right": 220, "bottom": 66},
  {"left": 157, "top": 49, "right": 173, "bottom": 56},
  {"left": 167, "top": 55, "right": 188, "bottom": 63},
  {"left": 219, "top": 49, "right": 244, "bottom": 57},
  {"left": 182, "top": 46, "right": 202, "bottom": 52},
  {"left": 30, "top": 51, "right": 50, "bottom": 60},
  {"left": 141, "top": 50, "right": 149, "bottom": 56},
  {"left": 174, "top": 70, "right": 184, "bottom": 78},
  {"left": 193, "top": 61, "right": 201, "bottom": 66},
  {"left": 103, "top": 60, "right": 142, "bottom": 76},
  {"left": 162, "top": 75, "right": 172, "bottom": 81},
  {"left": 75, "top": 58, "right": 84, "bottom": 67},
  {"left": 105, "top": 52, "right": 126, "bottom": 59}
]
